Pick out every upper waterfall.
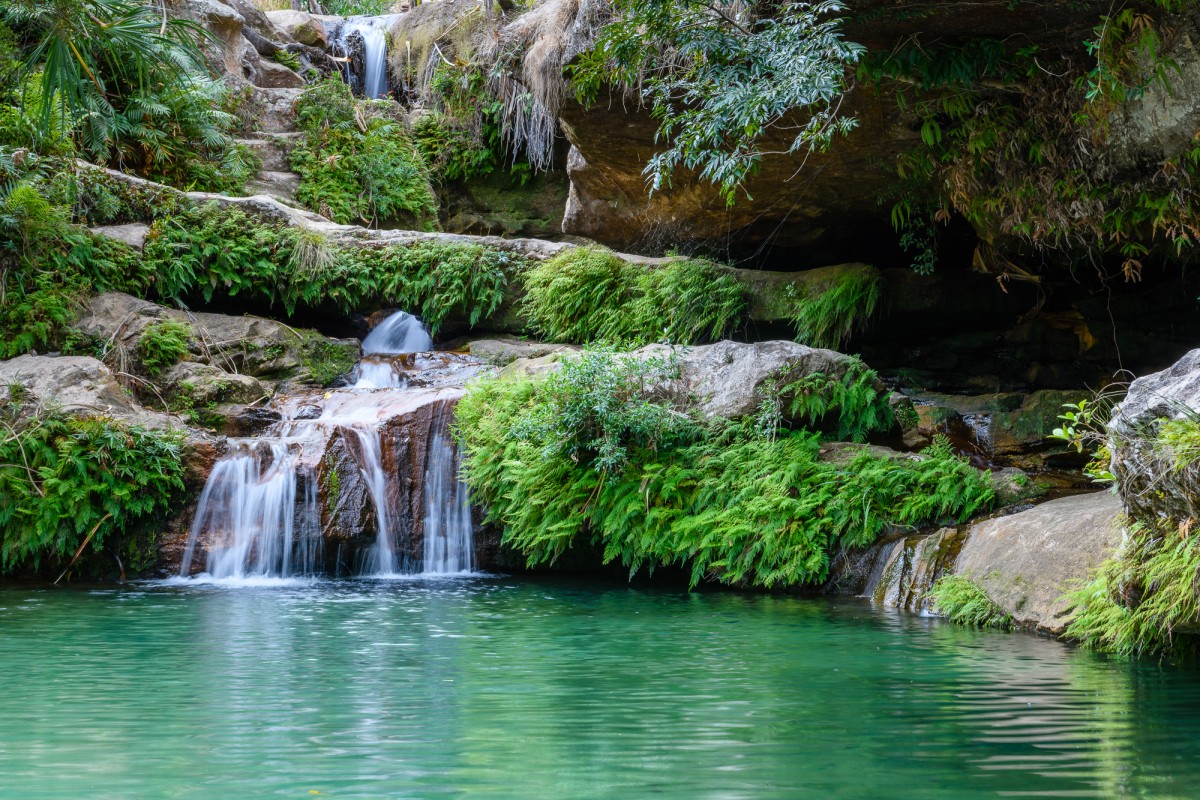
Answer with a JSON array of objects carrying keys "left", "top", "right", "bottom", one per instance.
[{"left": 333, "top": 15, "right": 400, "bottom": 99}]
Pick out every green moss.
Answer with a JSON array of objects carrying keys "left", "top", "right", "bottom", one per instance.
[
  {"left": 299, "top": 334, "right": 357, "bottom": 387},
  {"left": 454, "top": 353, "right": 995, "bottom": 588},
  {"left": 522, "top": 248, "right": 746, "bottom": 345},
  {"left": 322, "top": 464, "right": 342, "bottom": 516},
  {"left": 928, "top": 575, "right": 1013, "bottom": 630}
]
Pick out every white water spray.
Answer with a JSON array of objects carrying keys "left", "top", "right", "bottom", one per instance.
[{"left": 334, "top": 16, "right": 399, "bottom": 99}]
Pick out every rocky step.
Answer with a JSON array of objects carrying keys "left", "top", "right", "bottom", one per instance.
[
  {"left": 235, "top": 133, "right": 302, "bottom": 172},
  {"left": 249, "top": 87, "right": 304, "bottom": 133},
  {"left": 246, "top": 170, "right": 301, "bottom": 204}
]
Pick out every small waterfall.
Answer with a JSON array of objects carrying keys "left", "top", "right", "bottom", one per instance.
[
  {"left": 334, "top": 16, "right": 399, "bottom": 99},
  {"left": 179, "top": 311, "right": 481, "bottom": 581},
  {"left": 422, "top": 411, "right": 474, "bottom": 575},
  {"left": 362, "top": 311, "right": 433, "bottom": 355},
  {"left": 351, "top": 426, "right": 399, "bottom": 575},
  {"left": 859, "top": 527, "right": 966, "bottom": 612},
  {"left": 180, "top": 442, "right": 322, "bottom": 579}
]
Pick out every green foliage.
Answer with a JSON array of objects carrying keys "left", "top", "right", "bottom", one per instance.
[
  {"left": 865, "top": 10, "right": 1200, "bottom": 275},
  {"left": 455, "top": 356, "right": 994, "bottom": 589},
  {"left": 778, "top": 360, "right": 894, "bottom": 443},
  {"left": 322, "top": 0, "right": 395, "bottom": 14},
  {"left": 1066, "top": 518, "right": 1200, "bottom": 656},
  {"left": 144, "top": 203, "right": 519, "bottom": 332},
  {"left": 522, "top": 248, "right": 746, "bottom": 345},
  {"left": 1050, "top": 395, "right": 1119, "bottom": 484},
  {"left": 290, "top": 76, "right": 437, "bottom": 227},
  {"left": 272, "top": 49, "right": 302, "bottom": 73},
  {"left": 0, "top": 405, "right": 185, "bottom": 576},
  {"left": 573, "top": 0, "right": 864, "bottom": 204},
  {"left": 511, "top": 349, "right": 699, "bottom": 476},
  {"left": 4, "top": 0, "right": 251, "bottom": 192},
  {"left": 928, "top": 574, "right": 1013, "bottom": 629},
  {"left": 782, "top": 269, "right": 881, "bottom": 349},
  {"left": 1156, "top": 415, "right": 1200, "bottom": 471},
  {"left": 138, "top": 320, "right": 192, "bottom": 377},
  {"left": 0, "top": 173, "right": 144, "bottom": 358}
]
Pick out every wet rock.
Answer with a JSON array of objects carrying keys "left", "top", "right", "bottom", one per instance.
[
  {"left": 318, "top": 429, "right": 379, "bottom": 548},
  {"left": 216, "top": 404, "right": 282, "bottom": 436},
  {"left": 953, "top": 492, "right": 1124, "bottom": 635}
]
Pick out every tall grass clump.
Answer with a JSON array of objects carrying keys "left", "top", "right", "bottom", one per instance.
[
  {"left": 784, "top": 269, "right": 882, "bottom": 349},
  {"left": 522, "top": 247, "right": 746, "bottom": 345},
  {"left": 928, "top": 575, "right": 1013, "bottom": 629},
  {"left": 455, "top": 352, "right": 994, "bottom": 588}
]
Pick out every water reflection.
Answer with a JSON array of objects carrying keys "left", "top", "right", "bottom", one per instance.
[{"left": 0, "top": 579, "right": 1197, "bottom": 798}]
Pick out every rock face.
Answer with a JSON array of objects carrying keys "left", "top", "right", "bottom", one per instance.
[
  {"left": 75, "top": 292, "right": 360, "bottom": 385},
  {"left": 266, "top": 9, "right": 328, "bottom": 47},
  {"left": 0, "top": 355, "right": 174, "bottom": 430},
  {"left": 1108, "top": 348, "right": 1200, "bottom": 524},
  {"left": 953, "top": 492, "right": 1124, "bottom": 634}
]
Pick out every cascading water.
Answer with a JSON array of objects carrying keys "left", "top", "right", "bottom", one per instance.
[
  {"left": 422, "top": 409, "right": 474, "bottom": 575},
  {"left": 334, "top": 15, "right": 399, "bottom": 99},
  {"left": 179, "top": 311, "right": 483, "bottom": 581}
]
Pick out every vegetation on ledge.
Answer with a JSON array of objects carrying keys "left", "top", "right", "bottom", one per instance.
[
  {"left": 454, "top": 350, "right": 995, "bottom": 589},
  {"left": 0, "top": 394, "right": 186, "bottom": 577}
]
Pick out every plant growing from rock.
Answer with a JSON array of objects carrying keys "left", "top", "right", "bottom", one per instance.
[
  {"left": 928, "top": 575, "right": 1013, "bottom": 630},
  {"left": 138, "top": 320, "right": 192, "bottom": 377},
  {"left": 0, "top": 406, "right": 186, "bottom": 577}
]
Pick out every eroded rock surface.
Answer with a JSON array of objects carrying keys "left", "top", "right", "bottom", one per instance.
[{"left": 953, "top": 492, "right": 1124, "bottom": 634}]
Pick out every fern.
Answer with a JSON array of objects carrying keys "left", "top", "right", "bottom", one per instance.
[{"left": 928, "top": 575, "right": 1013, "bottom": 629}]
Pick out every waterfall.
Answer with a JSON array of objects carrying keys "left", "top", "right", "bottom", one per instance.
[
  {"left": 334, "top": 15, "right": 400, "bottom": 99},
  {"left": 178, "top": 311, "right": 480, "bottom": 581},
  {"left": 180, "top": 442, "right": 322, "bottom": 579},
  {"left": 422, "top": 411, "right": 474, "bottom": 575}
]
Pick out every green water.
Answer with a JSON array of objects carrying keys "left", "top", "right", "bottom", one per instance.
[{"left": 1, "top": 576, "right": 1198, "bottom": 799}]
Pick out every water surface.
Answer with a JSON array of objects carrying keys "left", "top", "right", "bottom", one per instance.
[{"left": 1, "top": 576, "right": 1197, "bottom": 799}]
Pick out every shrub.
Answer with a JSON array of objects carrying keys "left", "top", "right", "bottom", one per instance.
[
  {"left": 0, "top": 407, "right": 186, "bottom": 576},
  {"left": 928, "top": 575, "right": 1013, "bottom": 629},
  {"left": 138, "top": 320, "right": 193, "bottom": 376},
  {"left": 522, "top": 248, "right": 746, "bottom": 345},
  {"left": 454, "top": 355, "right": 994, "bottom": 588},
  {"left": 290, "top": 77, "right": 437, "bottom": 227}
]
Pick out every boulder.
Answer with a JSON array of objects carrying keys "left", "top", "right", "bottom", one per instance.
[
  {"left": 161, "top": 362, "right": 269, "bottom": 406},
  {"left": 266, "top": 9, "right": 328, "bottom": 47},
  {"left": 74, "top": 292, "right": 359, "bottom": 384},
  {"left": 0, "top": 355, "right": 173, "bottom": 430},
  {"left": 469, "top": 338, "right": 579, "bottom": 366},
  {"left": 255, "top": 59, "right": 306, "bottom": 89},
  {"left": 90, "top": 223, "right": 150, "bottom": 250},
  {"left": 1108, "top": 348, "right": 1200, "bottom": 524},
  {"left": 952, "top": 492, "right": 1124, "bottom": 634}
]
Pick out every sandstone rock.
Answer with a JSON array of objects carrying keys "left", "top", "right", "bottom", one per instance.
[
  {"left": 75, "top": 292, "right": 359, "bottom": 384},
  {"left": 469, "top": 338, "right": 579, "bottom": 366},
  {"left": 1108, "top": 348, "right": 1200, "bottom": 524},
  {"left": 953, "top": 492, "right": 1124, "bottom": 634},
  {"left": 161, "top": 362, "right": 269, "bottom": 406},
  {"left": 90, "top": 223, "right": 150, "bottom": 250},
  {"left": 266, "top": 9, "right": 328, "bottom": 47},
  {"left": 255, "top": 59, "right": 306, "bottom": 89},
  {"left": 0, "top": 355, "right": 172, "bottom": 430}
]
